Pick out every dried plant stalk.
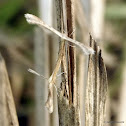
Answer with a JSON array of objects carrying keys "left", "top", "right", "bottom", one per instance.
[
  {"left": 55, "top": 0, "right": 69, "bottom": 98},
  {"left": 85, "top": 35, "right": 108, "bottom": 126},
  {"left": 0, "top": 54, "right": 19, "bottom": 126}
]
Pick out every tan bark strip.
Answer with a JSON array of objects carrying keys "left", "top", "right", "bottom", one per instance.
[
  {"left": 55, "top": 0, "right": 69, "bottom": 98},
  {"left": 98, "top": 50, "right": 108, "bottom": 126},
  {"left": 66, "top": 0, "right": 81, "bottom": 125},
  {"left": 85, "top": 35, "right": 108, "bottom": 126},
  {"left": 55, "top": 0, "right": 63, "bottom": 32},
  {"left": 0, "top": 56, "right": 8, "bottom": 126},
  {"left": 66, "top": 0, "right": 75, "bottom": 106},
  {"left": 0, "top": 54, "right": 19, "bottom": 126}
]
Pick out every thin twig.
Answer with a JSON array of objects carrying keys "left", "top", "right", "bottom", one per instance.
[{"left": 24, "top": 14, "right": 94, "bottom": 55}]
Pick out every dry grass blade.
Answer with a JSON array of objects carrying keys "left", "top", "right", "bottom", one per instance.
[
  {"left": 0, "top": 54, "right": 19, "bottom": 126},
  {"left": 85, "top": 36, "right": 108, "bottom": 126},
  {"left": 24, "top": 13, "right": 94, "bottom": 55}
]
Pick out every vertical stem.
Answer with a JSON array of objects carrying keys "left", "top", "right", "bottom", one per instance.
[
  {"left": 35, "top": 0, "right": 53, "bottom": 126},
  {"left": 90, "top": 0, "right": 105, "bottom": 40},
  {"left": 55, "top": 0, "right": 63, "bottom": 32},
  {"left": 0, "top": 54, "right": 19, "bottom": 126},
  {"left": 66, "top": 0, "right": 81, "bottom": 125},
  {"left": 55, "top": 0, "right": 69, "bottom": 95},
  {"left": 34, "top": 28, "right": 50, "bottom": 126},
  {"left": 75, "top": 1, "right": 89, "bottom": 125},
  {"left": 85, "top": 36, "right": 108, "bottom": 126},
  {"left": 66, "top": 0, "right": 76, "bottom": 106}
]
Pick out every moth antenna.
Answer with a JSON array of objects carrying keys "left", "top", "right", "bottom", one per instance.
[{"left": 28, "top": 68, "right": 48, "bottom": 80}]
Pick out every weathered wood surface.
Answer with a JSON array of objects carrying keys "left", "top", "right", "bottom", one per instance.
[
  {"left": 0, "top": 54, "right": 19, "bottom": 126},
  {"left": 85, "top": 35, "right": 108, "bottom": 126}
]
